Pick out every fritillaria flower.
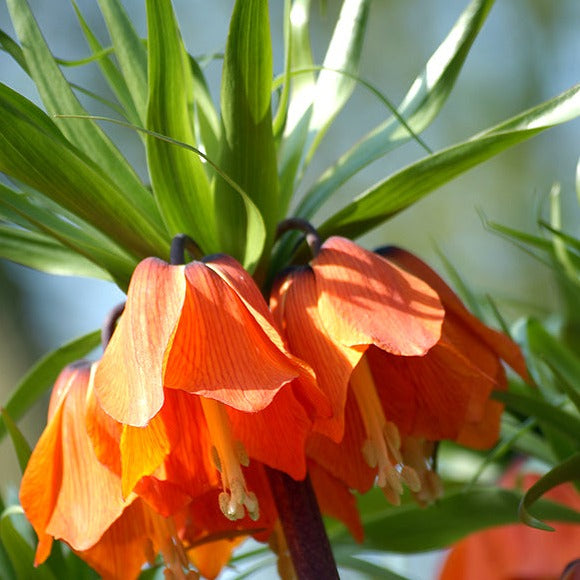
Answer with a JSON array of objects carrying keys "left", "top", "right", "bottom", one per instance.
[
  {"left": 19, "top": 362, "right": 197, "bottom": 579},
  {"left": 271, "top": 235, "right": 445, "bottom": 504},
  {"left": 93, "top": 252, "right": 330, "bottom": 523}
]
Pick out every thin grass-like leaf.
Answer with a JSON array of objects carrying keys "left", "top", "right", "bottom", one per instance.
[
  {"left": 319, "top": 84, "right": 580, "bottom": 240},
  {"left": 303, "top": 0, "right": 370, "bottom": 165},
  {"left": 0, "top": 331, "right": 101, "bottom": 444},
  {"left": 6, "top": 0, "right": 160, "bottom": 220},
  {"left": 0, "top": 225, "right": 111, "bottom": 280},
  {"left": 0, "top": 84, "right": 168, "bottom": 266},
  {"left": 72, "top": 0, "right": 141, "bottom": 127},
  {"left": 296, "top": 0, "right": 495, "bottom": 222},
  {"left": 0, "top": 408, "right": 31, "bottom": 474},
  {"left": 96, "top": 0, "right": 148, "bottom": 124},
  {"left": 0, "top": 28, "right": 28, "bottom": 72},
  {"left": 519, "top": 452, "right": 580, "bottom": 531}
]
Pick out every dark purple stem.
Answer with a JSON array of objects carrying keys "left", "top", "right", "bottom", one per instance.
[
  {"left": 276, "top": 218, "right": 322, "bottom": 258},
  {"left": 265, "top": 467, "right": 339, "bottom": 579}
]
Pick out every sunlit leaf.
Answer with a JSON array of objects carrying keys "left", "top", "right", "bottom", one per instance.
[
  {"left": 214, "top": 0, "right": 275, "bottom": 270},
  {"left": 0, "top": 83, "right": 168, "bottom": 266},
  {"left": 519, "top": 452, "right": 580, "bottom": 531},
  {"left": 319, "top": 84, "right": 580, "bottom": 240},
  {"left": 71, "top": 1, "right": 141, "bottom": 127},
  {"left": 96, "top": 0, "right": 148, "bottom": 124},
  {"left": 296, "top": 0, "right": 495, "bottom": 221},
  {"left": 145, "top": 0, "right": 218, "bottom": 255},
  {"left": 0, "top": 331, "right": 101, "bottom": 443},
  {"left": 5, "top": 0, "right": 160, "bottom": 220}
]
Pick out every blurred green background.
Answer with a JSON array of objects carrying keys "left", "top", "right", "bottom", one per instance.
[{"left": 0, "top": 1, "right": 578, "bottom": 567}]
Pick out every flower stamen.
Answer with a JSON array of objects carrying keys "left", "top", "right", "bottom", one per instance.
[
  {"left": 350, "top": 357, "right": 421, "bottom": 505},
  {"left": 201, "top": 398, "right": 259, "bottom": 521}
]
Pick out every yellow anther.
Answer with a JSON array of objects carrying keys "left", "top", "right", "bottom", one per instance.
[{"left": 350, "top": 357, "right": 423, "bottom": 504}]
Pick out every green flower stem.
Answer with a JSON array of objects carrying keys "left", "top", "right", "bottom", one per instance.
[{"left": 265, "top": 467, "right": 339, "bottom": 579}]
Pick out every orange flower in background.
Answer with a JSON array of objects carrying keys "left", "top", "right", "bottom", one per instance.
[
  {"left": 19, "top": 361, "right": 134, "bottom": 566},
  {"left": 271, "top": 236, "right": 445, "bottom": 504},
  {"left": 94, "top": 254, "right": 330, "bottom": 523},
  {"left": 439, "top": 463, "right": 580, "bottom": 580}
]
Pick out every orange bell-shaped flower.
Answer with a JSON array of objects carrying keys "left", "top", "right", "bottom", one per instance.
[{"left": 93, "top": 253, "right": 330, "bottom": 523}]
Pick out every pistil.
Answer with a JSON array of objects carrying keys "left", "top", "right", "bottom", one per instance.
[{"left": 201, "top": 398, "right": 259, "bottom": 521}]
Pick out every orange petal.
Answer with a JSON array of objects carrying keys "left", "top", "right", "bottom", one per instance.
[
  {"left": 20, "top": 386, "right": 66, "bottom": 565},
  {"left": 75, "top": 500, "right": 152, "bottom": 580},
  {"left": 187, "top": 538, "right": 243, "bottom": 580},
  {"left": 94, "top": 258, "right": 186, "bottom": 426},
  {"left": 313, "top": 237, "right": 444, "bottom": 355},
  {"left": 381, "top": 246, "right": 529, "bottom": 380},
  {"left": 120, "top": 412, "right": 170, "bottom": 498},
  {"left": 271, "top": 267, "right": 361, "bottom": 442},
  {"left": 309, "top": 460, "right": 364, "bottom": 543},
  {"left": 163, "top": 261, "right": 305, "bottom": 412},
  {"left": 307, "top": 390, "right": 376, "bottom": 493},
  {"left": 227, "top": 386, "right": 312, "bottom": 481},
  {"left": 45, "top": 366, "right": 132, "bottom": 552}
]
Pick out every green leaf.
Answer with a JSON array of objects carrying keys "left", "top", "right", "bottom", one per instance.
[
  {"left": 5, "top": 0, "right": 161, "bottom": 221},
  {"left": 0, "top": 182, "right": 135, "bottom": 287},
  {"left": 96, "top": 0, "right": 148, "bottom": 124},
  {"left": 0, "top": 28, "right": 28, "bottom": 72},
  {"left": 333, "top": 547, "right": 408, "bottom": 580},
  {"left": 332, "top": 488, "right": 580, "bottom": 553},
  {"left": 296, "top": 0, "right": 495, "bottom": 221},
  {"left": 71, "top": 1, "right": 141, "bottom": 127},
  {"left": 493, "top": 389, "right": 580, "bottom": 444},
  {"left": 214, "top": 0, "right": 277, "bottom": 269},
  {"left": 525, "top": 318, "right": 580, "bottom": 412},
  {"left": 0, "top": 225, "right": 111, "bottom": 280},
  {"left": 0, "top": 408, "right": 31, "bottom": 474},
  {"left": 145, "top": 0, "right": 217, "bottom": 254},
  {"left": 0, "top": 83, "right": 168, "bottom": 266},
  {"left": 519, "top": 452, "right": 580, "bottom": 531},
  {"left": 302, "top": 0, "right": 370, "bottom": 165},
  {"left": 319, "top": 84, "right": 580, "bottom": 240},
  {"left": 0, "top": 506, "right": 57, "bottom": 580},
  {"left": 0, "top": 331, "right": 101, "bottom": 444}
]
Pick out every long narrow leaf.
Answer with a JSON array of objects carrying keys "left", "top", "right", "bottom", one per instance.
[
  {"left": 519, "top": 453, "right": 580, "bottom": 531},
  {"left": 6, "top": 0, "right": 160, "bottom": 221},
  {"left": 296, "top": 0, "right": 495, "bottom": 221},
  {"left": 0, "top": 331, "right": 101, "bottom": 443},
  {"left": 96, "top": 0, "right": 148, "bottom": 124},
  {"left": 145, "top": 0, "right": 218, "bottom": 254},
  {"left": 0, "top": 84, "right": 168, "bottom": 268},
  {"left": 214, "top": 0, "right": 275, "bottom": 269},
  {"left": 319, "top": 84, "right": 580, "bottom": 240},
  {"left": 0, "top": 225, "right": 111, "bottom": 280},
  {"left": 332, "top": 488, "right": 580, "bottom": 553}
]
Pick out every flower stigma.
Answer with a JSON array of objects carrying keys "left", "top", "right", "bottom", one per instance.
[
  {"left": 201, "top": 398, "right": 259, "bottom": 521},
  {"left": 350, "top": 357, "right": 421, "bottom": 505}
]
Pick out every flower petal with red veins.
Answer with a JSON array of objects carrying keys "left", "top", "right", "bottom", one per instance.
[
  {"left": 381, "top": 246, "right": 529, "bottom": 380},
  {"left": 271, "top": 267, "right": 361, "bottom": 442},
  {"left": 95, "top": 258, "right": 186, "bottom": 426},
  {"left": 163, "top": 261, "right": 305, "bottom": 412},
  {"left": 45, "top": 368, "right": 132, "bottom": 552},
  {"left": 314, "top": 237, "right": 444, "bottom": 356},
  {"left": 120, "top": 413, "right": 170, "bottom": 498}
]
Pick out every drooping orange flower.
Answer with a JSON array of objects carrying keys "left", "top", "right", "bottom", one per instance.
[
  {"left": 19, "top": 361, "right": 134, "bottom": 566},
  {"left": 93, "top": 254, "right": 330, "bottom": 523},
  {"left": 271, "top": 236, "right": 445, "bottom": 504},
  {"left": 439, "top": 462, "right": 580, "bottom": 580},
  {"left": 272, "top": 237, "right": 527, "bottom": 507}
]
